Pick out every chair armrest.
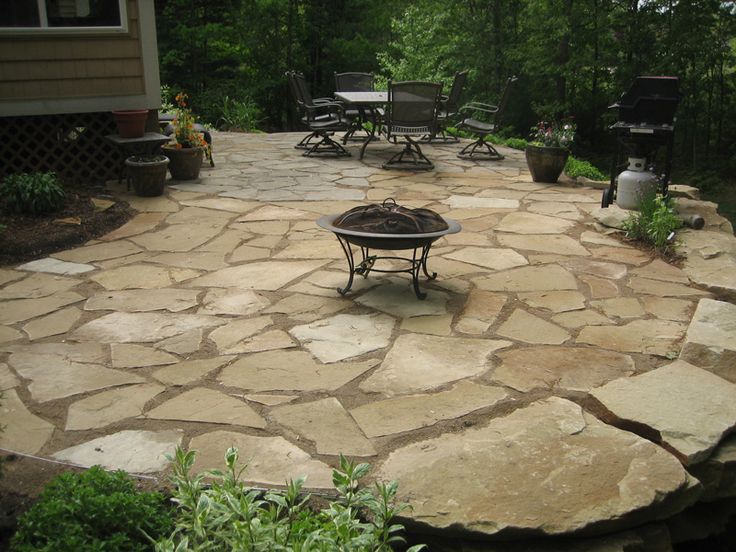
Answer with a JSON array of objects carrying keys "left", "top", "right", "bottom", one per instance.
[
  {"left": 304, "top": 101, "right": 345, "bottom": 117},
  {"left": 460, "top": 102, "right": 499, "bottom": 114},
  {"left": 313, "top": 97, "right": 333, "bottom": 104}
]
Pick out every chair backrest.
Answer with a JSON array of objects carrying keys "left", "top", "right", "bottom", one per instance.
[
  {"left": 444, "top": 70, "right": 468, "bottom": 114},
  {"left": 386, "top": 80, "right": 443, "bottom": 135},
  {"left": 494, "top": 75, "right": 518, "bottom": 125},
  {"left": 335, "top": 72, "right": 375, "bottom": 92},
  {"left": 292, "top": 71, "right": 316, "bottom": 108}
]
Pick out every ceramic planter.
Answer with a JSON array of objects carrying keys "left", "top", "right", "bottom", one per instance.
[
  {"left": 163, "top": 145, "right": 204, "bottom": 180},
  {"left": 112, "top": 109, "right": 149, "bottom": 138},
  {"left": 525, "top": 145, "right": 570, "bottom": 183},
  {"left": 125, "top": 155, "right": 169, "bottom": 196}
]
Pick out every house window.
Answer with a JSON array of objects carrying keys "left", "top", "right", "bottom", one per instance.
[{"left": 0, "top": 0, "right": 127, "bottom": 32}]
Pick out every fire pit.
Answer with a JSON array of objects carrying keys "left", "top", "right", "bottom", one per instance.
[{"left": 317, "top": 199, "right": 461, "bottom": 299}]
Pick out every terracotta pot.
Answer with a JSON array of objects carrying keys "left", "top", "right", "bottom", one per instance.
[
  {"left": 125, "top": 155, "right": 169, "bottom": 196},
  {"left": 525, "top": 145, "right": 570, "bottom": 183},
  {"left": 163, "top": 145, "right": 204, "bottom": 180},
  {"left": 112, "top": 109, "right": 148, "bottom": 138}
]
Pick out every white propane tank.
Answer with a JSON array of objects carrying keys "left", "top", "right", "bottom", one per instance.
[{"left": 616, "top": 157, "right": 660, "bottom": 210}]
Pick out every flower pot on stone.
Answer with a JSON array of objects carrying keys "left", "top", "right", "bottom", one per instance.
[
  {"left": 525, "top": 144, "right": 570, "bottom": 183},
  {"left": 163, "top": 145, "right": 204, "bottom": 180},
  {"left": 125, "top": 154, "right": 169, "bottom": 196},
  {"left": 112, "top": 109, "right": 149, "bottom": 138}
]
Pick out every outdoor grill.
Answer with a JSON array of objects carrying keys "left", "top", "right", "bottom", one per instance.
[
  {"left": 601, "top": 76, "right": 682, "bottom": 208},
  {"left": 317, "top": 199, "right": 461, "bottom": 299}
]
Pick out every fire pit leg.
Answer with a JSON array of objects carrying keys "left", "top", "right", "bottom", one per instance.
[
  {"left": 411, "top": 247, "right": 427, "bottom": 300},
  {"left": 335, "top": 235, "right": 356, "bottom": 296},
  {"left": 420, "top": 244, "right": 437, "bottom": 281}
]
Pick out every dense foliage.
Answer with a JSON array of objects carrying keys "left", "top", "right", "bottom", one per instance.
[
  {"left": 155, "top": 0, "right": 735, "bottom": 178},
  {"left": 11, "top": 466, "right": 174, "bottom": 551},
  {"left": 623, "top": 193, "right": 682, "bottom": 255},
  {"left": 0, "top": 172, "right": 65, "bottom": 216},
  {"left": 157, "top": 447, "right": 425, "bottom": 551}
]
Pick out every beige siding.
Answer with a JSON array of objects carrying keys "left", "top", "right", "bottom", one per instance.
[{"left": 0, "top": 0, "right": 144, "bottom": 100}]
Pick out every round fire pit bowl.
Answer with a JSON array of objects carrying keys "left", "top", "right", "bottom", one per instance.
[{"left": 317, "top": 213, "right": 461, "bottom": 299}]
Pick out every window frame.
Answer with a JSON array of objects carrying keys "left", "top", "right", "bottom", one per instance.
[{"left": 0, "top": 0, "right": 129, "bottom": 35}]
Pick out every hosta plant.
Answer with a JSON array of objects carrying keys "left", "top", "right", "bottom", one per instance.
[{"left": 0, "top": 171, "right": 65, "bottom": 215}]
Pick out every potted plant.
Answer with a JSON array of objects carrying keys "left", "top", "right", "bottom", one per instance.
[
  {"left": 525, "top": 120, "right": 575, "bottom": 183},
  {"left": 162, "top": 92, "right": 207, "bottom": 180},
  {"left": 112, "top": 109, "right": 149, "bottom": 138},
  {"left": 125, "top": 154, "right": 169, "bottom": 196}
]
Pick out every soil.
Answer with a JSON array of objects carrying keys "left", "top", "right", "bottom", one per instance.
[{"left": 0, "top": 185, "right": 135, "bottom": 266}]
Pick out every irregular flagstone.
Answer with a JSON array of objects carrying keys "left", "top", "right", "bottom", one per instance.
[
  {"left": 153, "top": 356, "right": 234, "bottom": 386},
  {"left": 273, "top": 239, "right": 343, "bottom": 260},
  {"left": 591, "top": 297, "right": 644, "bottom": 318},
  {"left": 0, "top": 291, "right": 84, "bottom": 325},
  {"left": 233, "top": 329, "right": 297, "bottom": 353},
  {"left": 518, "top": 291, "right": 585, "bottom": 313},
  {"left": 272, "top": 397, "right": 375, "bottom": 456},
  {"left": 219, "top": 350, "right": 378, "bottom": 392},
  {"left": 89, "top": 264, "right": 199, "bottom": 290},
  {"left": 99, "top": 212, "right": 167, "bottom": 241},
  {"left": 286, "top": 269, "right": 379, "bottom": 297},
  {"left": 441, "top": 231, "right": 494, "bottom": 247},
  {"left": 493, "top": 346, "right": 635, "bottom": 392},
  {"left": 0, "top": 273, "right": 79, "bottom": 300},
  {"left": 355, "top": 283, "right": 448, "bottom": 318},
  {"left": 145, "top": 388, "right": 266, "bottom": 429},
  {"left": 642, "top": 297, "right": 694, "bottom": 322},
  {"left": 85, "top": 288, "right": 200, "bottom": 313},
  {"left": 208, "top": 316, "right": 273, "bottom": 353},
  {"left": 111, "top": 343, "right": 179, "bottom": 368},
  {"left": 444, "top": 247, "right": 528, "bottom": 271},
  {"left": 186, "top": 260, "right": 328, "bottom": 291},
  {"left": 351, "top": 381, "right": 508, "bottom": 438},
  {"left": 240, "top": 205, "right": 311, "bottom": 221},
  {"left": 165, "top": 206, "right": 235, "bottom": 225},
  {"left": 263, "top": 293, "right": 347, "bottom": 323},
  {"left": 590, "top": 245, "right": 651, "bottom": 266},
  {"left": 198, "top": 289, "right": 271, "bottom": 316},
  {"left": 0, "top": 269, "right": 24, "bottom": 287},
  {"left": 244, "top": 394, "right": 297, "bottom": 406},
  {"left": 495, "top": 212, "right": 575, "bottom": 234},
  {"left": 591, "top": 206, "right": 630, "bottom": 229},
  {"left": 578, "top": 319, "right": 687, "bottom": 356},
  {"left": 229, "top": 244, "right": 271, "bottom": 263},
  {"left": 8, "top": 352, "right": 145, "bottom": 402},
  {"left": 52, "top": 430, "right": 183, "bottom": 473},
  {"left": 497, "top": 234, "right": 590, "bottom": 256},
  {"left": 526, "top": 191, "right": 600, "bottom": 203},
  {"left": 65, "top": 383, "right": 166, "bottom": 430},
  {"left": 562, "top": 257, "right": 628, "bottom": 280},
  {"left": 631, "top": 259, "right": 690, "bottom": 284},
  {"left": 22, "top": 306, "right": 81, "bottom": 340},
  {"left": 0, "top": 389, "right": 55, "bottom": 454},
  {"left": 155, "top": 328, "right": 203, "bottom": 355},
  {"left": 679, "top": 230, "right": 736, "bottom": 300},
  {"left": 526, "top": 201, "right": 582, "bottom": 221},
  {"left": 1, "top": 342, "right": 106, "bottom": 363},
  {"left": 591, "top": 360, "right": 736, "bottom": 465},
  {"left": 180, "top": 197, "right": 260, "bottom": 213},
  {"left": 679, "top": 298, "right": 736, "bottom": 383},
  {"left": 0, "top": 326, "right": 24, "bottom": 344},
  {"left": 688, "top": 434, "right": 736, "bottom": 501},
  {"left": 189, "top": 431, "right": 334, "bottom": 488},
  {"left": 289, "top": 313, "right": 395, "bottom": 363},
  {"left": 497, "top": 309, "right": 570, "bottom": 344},
  {"left": 421, "top": 256, "right": 487, "bottom": 278},
  {"left": 149, "top": 251, "right": 229, "bottom": 271},
  {"left": 196, "top": 228, "right": 253, "bottom": 254},
  {"left": 0, "top": 363, "right": 20, "bottom": 390},
  {"left": 17, "top": 257, "right": 95, "bottom": 275},
  {"left": 233, "top": 220, "right": 290, "bottom": 235},
  {"left": 52, "top": 240, "right": 143, "bottom": 263},
  {"left": 445, "top": 195, "right": 519, "bottom": 209},
  {"left": 455, "top": 290, "right": 507, "bottom": 334},
  {"left": 580, "top": 230, "right": 626, "bottom": 247},
  {"left": 375, "top": 397, "right": 698, "bottom": 538},
  {"left": 124, "top": 194, "right": 179, "bottom": 213},
  {"left": 129, "top": 223, "right": 225, "bottom": 252},
  {"left": 552, "top": 309, "right": 613, "bottom": 329},
  {"left": 72, "top": 312, "right": 225, "bottom": 343},
  {"left": 580, "top": 274, "right": 619, "bottom": 299},
  {"left": 474, "top": 264, "right": 577, "bottom": 292},
  {"left": 360, "top": 334, "right": 511, "bottom": 396},
  {"left": 400, "top": 314, "right": 453, "bottom": 336},
  {"left": 626, "top": 276, "right": 708, "bottom": 298}
]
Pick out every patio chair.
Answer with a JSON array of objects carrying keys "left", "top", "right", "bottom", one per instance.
[
  {"left": 287, "top": 71, "right": 351, "bottom": 157},
  {"left": 286, "top": 71, "right": 336, "bottom": 150},
  {"left": 422, "top": 70, "right": 468, "bottom": 143},
  {"left": 334, "top": 72, "right": 380, "bottom": 144},
  {"left": 456, "top": 75, "right": 517, "bottom": 160},
  {"left": 382, "top": 80, "right": 443, "bottom": 171}
]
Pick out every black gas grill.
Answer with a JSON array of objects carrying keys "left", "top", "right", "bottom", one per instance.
[{"left": 601, "top": 76, "right": 682, "bottom": 208}]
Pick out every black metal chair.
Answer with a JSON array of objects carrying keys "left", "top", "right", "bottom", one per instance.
[
  {"left": 456, "top": 76, "right": 517, "bottom": 160},
  {"left": 287, "top": 71, "right": 351, "bottom": 157},
  {"left": 382, "top": 80, "right": 443, "bottom": 171},
  {"left": 422, "top": 70, "right": 468, "bottom": 143},
  {"left": 334, "top": 72, "right": 380, "bottom": 144}
]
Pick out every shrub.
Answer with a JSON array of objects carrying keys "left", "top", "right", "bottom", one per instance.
[
  {"left": 504, "top": 137, "right": 528, "bottom": 150},
  {"left": 622, "top": 193, "right": 681, "bottom": 255},
  {"left": 157, "top": 447, "right": 426, "bottom": 551},
  {"left": 564, "top": 156, "right": 607, "bottom": 180},
  {"left": 12, "top": 466, "right": 174, "bottom": 552},
  {"left": 217, "top": 95, "right": 262, "bottom": 132},
  {"left": 0, "top": 172, "right": 65, "bottom": 216}
]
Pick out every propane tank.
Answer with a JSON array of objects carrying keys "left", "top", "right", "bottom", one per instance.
[{"left": 616, "top": 157, "right": 660, "bottom": 210}]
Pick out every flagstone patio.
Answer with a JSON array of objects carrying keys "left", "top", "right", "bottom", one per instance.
[{"left": 3, "top": 131, "right": 736, "bottom": 548}]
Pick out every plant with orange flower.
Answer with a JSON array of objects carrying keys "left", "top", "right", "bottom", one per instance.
[{"left": 171, "top": 92, "right": 207, "bottom": 149}]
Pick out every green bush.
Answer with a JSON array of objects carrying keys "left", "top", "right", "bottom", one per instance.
[
  {"left": 12, "top": 466, "right": 174, "bottom": 552},
  {"left": 157, "top": 447, "right": 426, "bottom": 552},
  {"left": 622, "top": 193, "right": 681, "bottom": 255},
  {"left": 217, "top": 95, "right": 262, "bottom": 132},
  {"left": 0, "top": 172, "right": 65, "bottom": 216},
  {"left": 564, "top": 156, "right": 607, "bottom": 180},
  {"left": 504, "top": 137, "right": 528, "bottom": 150}
]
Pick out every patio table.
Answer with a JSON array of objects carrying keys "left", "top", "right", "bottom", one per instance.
[{"left": 334, "top": 91, "right": 388, "bottom": 159}]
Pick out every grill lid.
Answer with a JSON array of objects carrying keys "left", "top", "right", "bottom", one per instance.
[{"left": 334, "top": 198, "right": 449, "bottom": 234}]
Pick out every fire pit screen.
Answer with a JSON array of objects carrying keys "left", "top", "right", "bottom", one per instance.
[{"left": 317, "top": 198, "right": 461, "bottom": 299}]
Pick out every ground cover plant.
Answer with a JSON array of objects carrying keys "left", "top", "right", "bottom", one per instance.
[
  {"left": 623, "top": 192, "right": 681, "bottom": 256},
  {"left": 11, "top": 466, "right": 174, "bottom": 551},
  {"left": 157, "top": 447, "right": 426, "bottom": 551},
  {"left": 0, "top": 172, "right": 65, "bottom": 216}
]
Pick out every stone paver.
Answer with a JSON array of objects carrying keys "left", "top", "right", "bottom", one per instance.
[{"left": 2, "top": 131, "right": 735, "bottom": 548}]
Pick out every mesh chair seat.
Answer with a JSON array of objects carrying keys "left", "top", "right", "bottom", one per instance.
[{"left": 459, "top": 118, "right": 494, "bottom": 133}]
